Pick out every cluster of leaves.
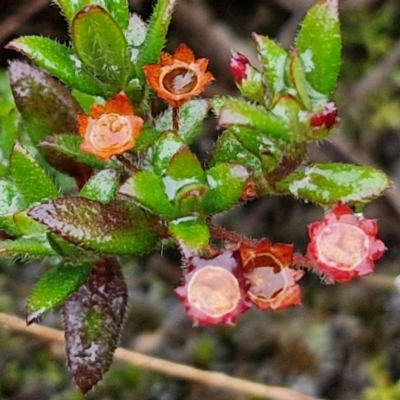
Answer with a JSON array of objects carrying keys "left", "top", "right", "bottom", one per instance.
[{"left": 0, "top": 0, "right": 391, "bottom": 393}]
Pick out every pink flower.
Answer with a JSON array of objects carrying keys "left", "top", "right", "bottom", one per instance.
[
  {"left": 175, "top": 250, "right": 250, "bottom": 326},
  {"left": 307, "top": 203, "right": 386, "bottom": 282},
  {"left": 239, "top": 239, "right": 304, "bottom": 311}
]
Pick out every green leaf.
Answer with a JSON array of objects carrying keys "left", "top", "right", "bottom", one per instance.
[
  {"left": 119, "top": 172, "right": 178, "bottom": 220},
  {"left": 217, "top": 100, "right": 293, "bottom": 142},
  {"left": 6, "top": 37, "right": 105, "bottom": 96},
  {"left": 295, "top": 0, "right": 341, "bottom": 97},
  {"left": 0, "top": 108, "right": 20, "bottom": 174},
  {"left": 166, "top": 147, "right": 205, "bottom": 182},
  {"left": 154, "top": 100, "right": 209, "bottom": 144},
  {"left": 169, "top": 217, "right": 210, "bottom": 251},
  {"left": 287, "top": 49, "right": 312, "bottom": 109},
  {"left": 8, "top": 61, "right": 83, "bottom": 145},
  {"left": 253, "top": 34, "right": 288, "bottom": 96},
  {"left": 174, "top": 183, "right": 209, "bottom": 216},
  {"left": 212, "top": 131, "right": 263, "bottom": 177},
  {"left": 54, "top": 0, "right": 129, "bottom": 28},
  {"left": 0, "top": 237, "right": 56, "bottom": 258},
  {"left": 236, "top": 63, "right": 265, "bottom": 104},
  {"left": 105, "top": 0, "right": 129, "bottom": 29},
  {"left": 28, "top": 198, "right": 158, "bottom": 255},
  {"left": 136, "top": 0, "right": 178, "bottom": 81},
  {"left": 13, "top": 210, "right": 48, "bottom": 236},
  {"left": 80, "top": 169, "right": 122, "bottom": 203},
  {"left": 10, "top": 141, "right": 59, "bottom": 205},
  {"left": 0, "top": 180, "right": 26, "bottom": 235},
  {"left": 202, "top": 163, "right": 249, "bottom": 214},
  {"left": 26, "top": 261, "right": 94, "bottom": 325},
  {"left": 72, "top": 5, "right": 129, "bottom": 89},
  {"left": 39, "top": 134, "right": 105, "bottom": 171},
  {"left": 47, "top": 232, "right": 89, "bottom": 258},
  {"left": 275, "top": 163, "right": 392, "bottom": 205},
  {"left": 152, "top": 132, "right": 185, "bottom": 176},
  {"left": 134, "top": 125, "right": 160, "bottom": 152},
  {"left": 63, "top": 257, "right": 127, "bottom": 394},
  {"left": 270, "top": 94, "right": 308, "bottom": 142},
  {"left": 0, "top": 180, "right": 25, "bottom": 216}
]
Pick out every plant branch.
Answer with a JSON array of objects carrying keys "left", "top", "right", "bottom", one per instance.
[{"left": 0, "top": 312, "right": 324, "bottom": 400}]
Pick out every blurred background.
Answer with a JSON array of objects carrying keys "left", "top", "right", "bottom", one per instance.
[{"left": 2, "top": 0, "right": 400, "bottom": 399}]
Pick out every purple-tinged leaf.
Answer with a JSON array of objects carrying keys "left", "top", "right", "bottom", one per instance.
[
  {"left": 28, "top": 198, "right": 158, "bottom": 255},
  {"left": 38, "top": 134, "right": 94, "bottom": 188},
  {"left": 8, "top": 61, "right": 83, "bottom": 145},
  {"left": 63, "top": 257, "right": 127, "bottom": 394}
]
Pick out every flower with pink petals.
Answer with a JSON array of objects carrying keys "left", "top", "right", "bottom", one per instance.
[
  {"left": 239, "top": 239, "right": 304, "bottom": 311},
  {"left": 307, "top": 203, "right": 386, "bottom": 282},
  {"left": 175, "top": 250, "right": 250, "bottom": 326}
]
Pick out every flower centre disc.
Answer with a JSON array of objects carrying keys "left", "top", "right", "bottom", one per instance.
[
  {"left": 163, "top": 67, "right": 198, "bottom": 95},
  {"left": 188, "top": 265, "right": 240, "bottom": 318},
  {"left": 90, "top": 114, "right": 131, "bottom": 150},
  {"left": 245, "top": 266, "right": 287, "bottom": 303},
  {"left": 316, "top": 223, "right": 369, "bottom": 270}
]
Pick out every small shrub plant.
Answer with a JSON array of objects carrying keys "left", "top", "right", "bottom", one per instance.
[{"left": 0, "top": 0, "right": 391, "bottom": 393}]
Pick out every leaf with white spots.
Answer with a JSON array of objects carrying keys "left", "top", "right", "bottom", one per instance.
[
  {"left": 6, "top": 40, "right": 104, "bottom": 96},
  {"left": 63, "top": 257, "right": 127, "bottom": 394},
  {"left": 275, "top": 163, "right": 392, "bottom": 206}
]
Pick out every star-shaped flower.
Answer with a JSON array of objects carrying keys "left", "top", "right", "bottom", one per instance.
[{"left": 143, "top": 43, "right": 214, "bottom": 108}]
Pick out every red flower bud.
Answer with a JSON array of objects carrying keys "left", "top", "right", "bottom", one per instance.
[
  {"left": 229, "top": 51, "right": 250, "bottom": 84},
  {"left": 309, "top": 101, "right": 338, "bottom": 130}
]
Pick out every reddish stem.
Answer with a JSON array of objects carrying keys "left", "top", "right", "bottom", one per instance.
[
  {"left": 116, "top": 154, "right": 140, "bottom": 174},
  {"left": 172, "top": 107, "right": 180, "bottom": 132},
  {"left": 208, "top": 222, "right": 257, "bottom": 247},
  {"left": 292, "top": 253, "right": 316, "bottom": 270}
]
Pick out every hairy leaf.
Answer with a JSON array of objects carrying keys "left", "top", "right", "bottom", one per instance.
[
  {"left": 10, "top": 141, "right": 59, "bottom": 205},
  {"left": 295, "top": 0, "right": 341, "bottom": 96},
  {"left": 8, "top": 61, "right": 83, "bottom": 144},
  {"left": 275, "top": 163, "right": 392, "bottom": 205},
  {"left": 6, "top": 37, "right": 105, "bottom": 96},
  {"left": 63, "top": 257, "right": 127, "bottom": 393},
  {"left": 27, "top": 261, "right": 94, "bottom": 325},
  {"left": 28, "top": 198, "right": 158, "bottom": 254},
  {"left": 72, "top": 5, "right": 128, "bottom": 89},
  {"left": 169, "top": 217, "right": 210, "bottom": 251},
  {"left": 80, "top": 169, "right": 122, "bottom": 204}
]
